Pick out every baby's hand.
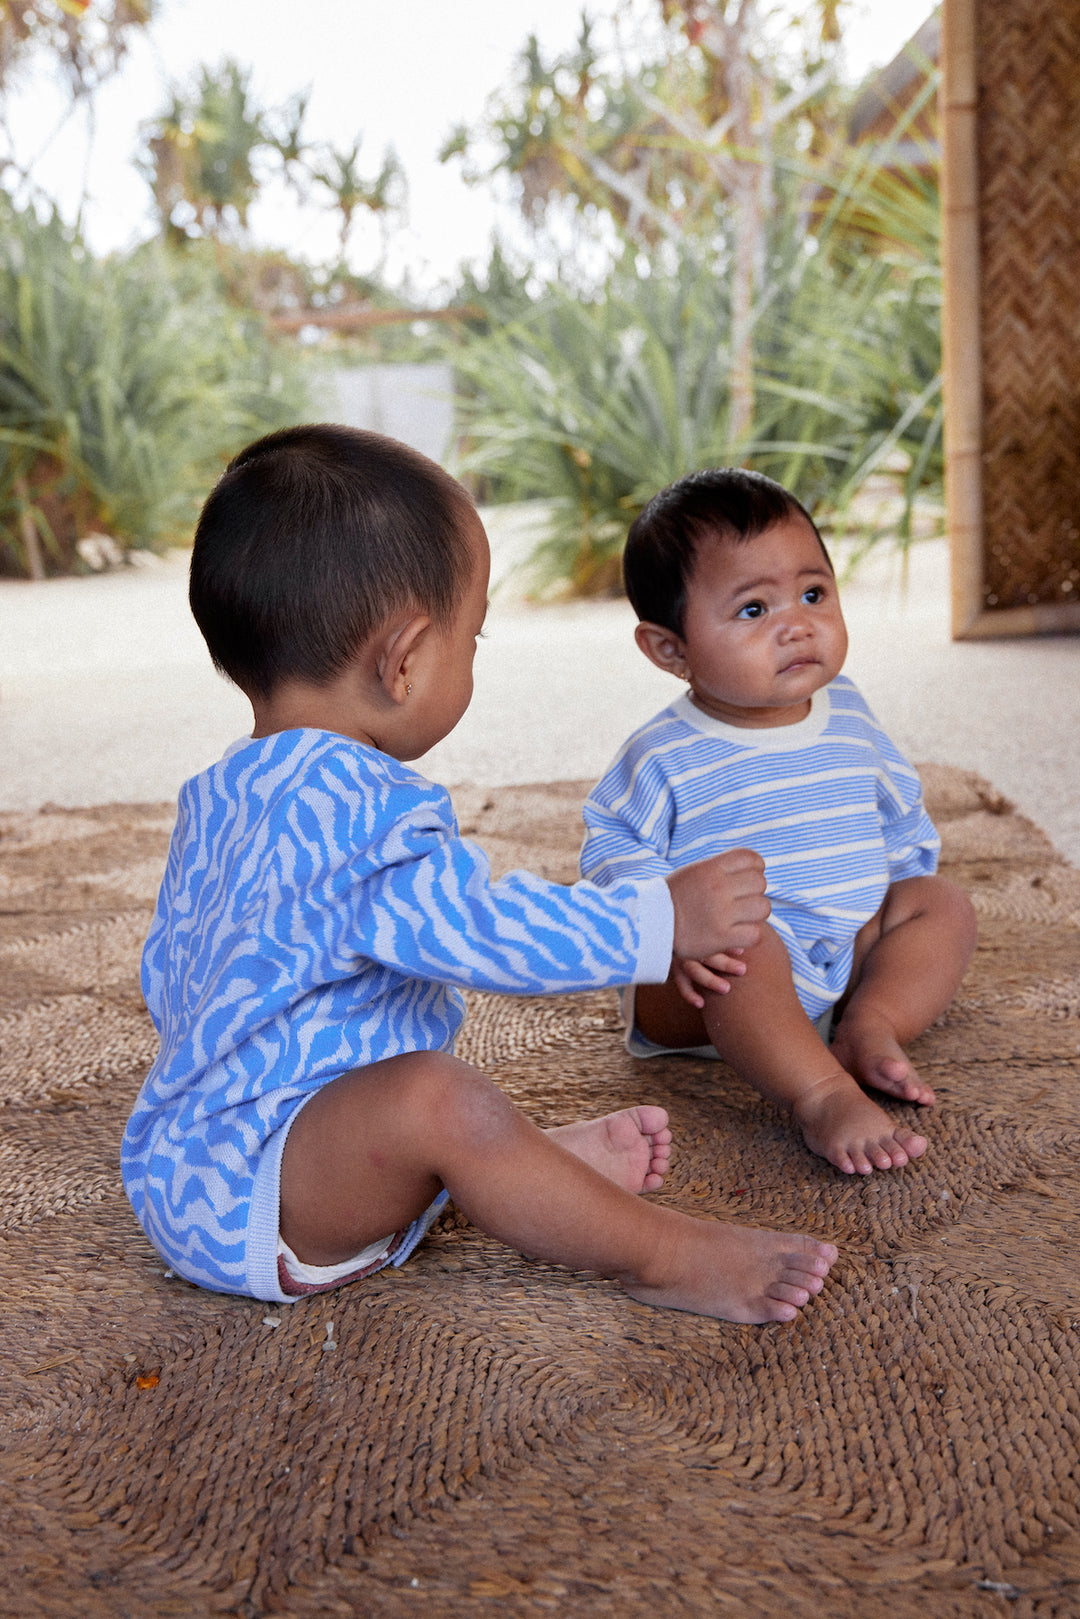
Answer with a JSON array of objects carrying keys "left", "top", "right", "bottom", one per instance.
[
  {"left": 667, "top": 848, "right": 769, "bottom": 965},
  {"left": 673, "top": 949, "right": 746, "bottom": 1010}
]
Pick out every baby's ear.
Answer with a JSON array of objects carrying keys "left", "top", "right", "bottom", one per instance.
[
  {"left": 634, "top": 620, "right": 689, "bottom": 679},
  {"left": 377, "top": 612, "right": 432, "bottom": 703}
]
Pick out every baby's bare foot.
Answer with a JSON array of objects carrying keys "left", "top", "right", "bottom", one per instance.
[
  {"left": 547, "top": 1106, "right": 672, "bottom": 1193},
  {"left": 831, "top": 1008, "right": 936, "bottom": 1106},
  {"left": 624, "top": 1212, "right": 838, "bottom": 1323},
  {"left": 794, "top": 1070, "right": 927, "bottom": 1175}
]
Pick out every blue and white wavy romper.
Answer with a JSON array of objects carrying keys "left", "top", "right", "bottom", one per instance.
[
  {"left": 580, "top": 675, "right": 940, "bottom": 1031},
  {"left": 122, "top": 729, "right": 674, "bottom": 1303}
]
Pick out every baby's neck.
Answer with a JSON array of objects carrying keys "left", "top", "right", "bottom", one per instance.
[{"left": 688, "top": 692, "right": 814, "bottom": 729}]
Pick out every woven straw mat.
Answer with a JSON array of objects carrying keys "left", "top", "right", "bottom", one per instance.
[
  {"left": 978, "top": 0, "right": 1080, "bottom": 612},
  {"left": 1, "top": 768, "right": 1079, "bottom": 1618}
]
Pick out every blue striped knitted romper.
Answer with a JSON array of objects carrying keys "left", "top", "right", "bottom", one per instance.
[
  {"left": 580, "top": 676, "right": 940, "bottom": 1029},
  {"left": 122, "top": 729, "right": 674, "bottom": 1302}
]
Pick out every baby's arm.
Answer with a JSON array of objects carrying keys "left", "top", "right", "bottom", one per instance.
[
  {"left": 353, "top": 817, "right": 773, "bottom": 1004},
  {"left": 354, "top": 822, "right": 675, "bottom": 994},
  {"left": 880, "top": 788, "right": 941, "bottom": 882},
  {"left": 869, "top": 713, "right": 941, "bottom": 882},
  {"left": 581, "top": 772, "right": 769, "bottom": 1004}
]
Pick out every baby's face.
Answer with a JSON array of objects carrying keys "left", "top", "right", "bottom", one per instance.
[
  {"left": 406, "top": 511, "right": 491, "bottom": 756},
  {"left": 677, "top": 516, "right": 847, "bottom": 728}
]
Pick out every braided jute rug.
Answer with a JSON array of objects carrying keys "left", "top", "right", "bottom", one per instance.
[{"left": 1, "top": 767, "right": 1079, "bottom": 1619}]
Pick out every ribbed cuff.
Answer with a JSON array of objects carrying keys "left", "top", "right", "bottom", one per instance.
[
  {"left": 247, "top": 1097, "right": 313, "bottom": 1303},
  {"left": 631, "top": 876, "right": 674, "bottom": 983}
]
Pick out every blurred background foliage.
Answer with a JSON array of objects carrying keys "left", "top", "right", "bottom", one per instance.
[
  {"left": 0, "top": 198, "right": 306, "bottom": 575},
  {"left": 0, "top": 0, "right": 152, "bottom": 102},
  {"left": 442, "top": 1, "right": 942, "bottom": 593},
  {"left": 0, "top": 0, "right": 942, "bottom": 585}
]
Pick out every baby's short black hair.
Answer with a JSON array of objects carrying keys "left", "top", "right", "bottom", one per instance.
[
  {"left": 623, "top": 467, "right": 829, "bottom": 635},
  {"left": 189, "top": 423, "right": 476, "bottom": 699}
]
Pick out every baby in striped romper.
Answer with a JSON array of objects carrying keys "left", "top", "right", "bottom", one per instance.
[
  {"left": 122, "top": 426, "right": 839, "bottom": 1324},
  {"left": 582, "top": 468, "right": 977, "bottom": 1177}
]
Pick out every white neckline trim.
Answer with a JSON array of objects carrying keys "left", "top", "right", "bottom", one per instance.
[
  {"left": 672, "top": 684, "right": 832, "bottom": 750},
  {"left": 222, "top": 727, "right": 384, "bottom": 762}
]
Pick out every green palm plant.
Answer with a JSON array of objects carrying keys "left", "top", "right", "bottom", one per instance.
[
  {"left": 0, "top": 0, "right": 152, "bottom": 99},
  {"left": 141, "top": 60, "right": 268, "bottom": 241},
  {"left": 451, "top": 78, "right": 943, "bottom": 595},
  {"left": 310, "top": 138, "right": 405, "bottom": 261},
  {"left": 753, "top": 85, "right": 944, "bottom": 540},
  {"left": 453, "top": 261, "right": 739, "bottom": 592},
  {"left": 0, "top": 202, "right": 309, "bottom": 576}
]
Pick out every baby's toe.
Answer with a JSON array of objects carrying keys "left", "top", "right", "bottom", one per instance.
[
  {"left": 873, "top": 1059, "right": 935, "bottom": 1106},
  {"left": 899, "top": 1130, "right": 928, "bottom": 1161},
  {"left": 765, "top": 1300, "right": 799, "bottom": 1322},
  {"left": 770, "top": 1281, "right": 812, "bottom": 1308},
  {"left": 635, "top": 1105, "right": 669, "bottom": 1137},
  {"left": 880, "top": 1134, "right": 916, "bottom": 1169}
]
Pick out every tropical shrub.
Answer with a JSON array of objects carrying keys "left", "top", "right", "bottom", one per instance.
[
  {"left": 0, "top": 201, "right": 309, "bottom": 576},
  {"left": 451, "top": 148, "right": 943, "bottom": 594},
  {"left": 453, "top": 259, "right": 736, "bottom": 593},
  {"left": 447, "top": 8, "right": 944, "bottom": 595}
]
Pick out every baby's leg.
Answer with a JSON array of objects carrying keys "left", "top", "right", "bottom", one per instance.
[
  {"left": 830, "top": 875, "right": 977, "bottom": 1104},
  {"left": 280, "top": 1051, "right": 837, "bottom": 1323},
  {"left": 636, "top": 928, "right": 928, "bottom": 1175}
]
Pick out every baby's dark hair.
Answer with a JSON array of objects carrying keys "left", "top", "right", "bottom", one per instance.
[
  {"left": 189, "top": 423, "right": 476, "bottom": 699},
  {"left": 623, "top": 467, "right": 829, "bottom": 635}
]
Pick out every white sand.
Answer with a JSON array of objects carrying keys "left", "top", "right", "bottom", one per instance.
[{"left": 1, "top": 505, "right": 1078, "bottom": 865}]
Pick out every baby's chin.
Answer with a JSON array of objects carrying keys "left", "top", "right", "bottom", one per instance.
[{"left": 776, "top": 655, "right": 845, "bottom": 691}]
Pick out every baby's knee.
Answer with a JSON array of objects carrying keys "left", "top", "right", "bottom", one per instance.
[
  {"left": 889, "top": 874, "right": 976, "bottom": 937},
  {"left": 395, "top": 1050, "right": 517, "bottom": 1144},
  {"left": 938, "top": 876, "right": 978, "bottom": 954},
  {"left": 707, "top": 921, "right": 798, "bottom": 1007},
  {"left": 394, "top": 1049, "right": 480, "bottom": 1110}
]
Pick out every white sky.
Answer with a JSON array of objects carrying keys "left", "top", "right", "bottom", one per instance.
[{"left": 1, "top": 0, "right": 935, "bottom": 294}]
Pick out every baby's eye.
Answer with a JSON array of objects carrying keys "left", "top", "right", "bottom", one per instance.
[
  {"left": 735, "top": 600, "right": 765, "bottom": 620},
  {"left": 802, "top": 586, "right": 825, "bottom": 605}
]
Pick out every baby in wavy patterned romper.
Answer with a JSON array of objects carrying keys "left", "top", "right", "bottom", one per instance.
[
  {"left": 120, "top": 425, "right": 838, "bottom": 1323},
  {"left": 582, "top": 468, "right": 978, "bottom": 1177}
]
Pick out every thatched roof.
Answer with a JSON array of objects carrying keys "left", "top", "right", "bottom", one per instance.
[{"left": 848, "top": 11, "right": 941, "bottom": 148}]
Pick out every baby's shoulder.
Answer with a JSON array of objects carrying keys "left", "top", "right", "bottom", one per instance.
[
  {"left": 823, "top": 678, "right": 918, "bottom": 780},
  {"left": 624, "top": 695, "right": 714, "bottom": 751},
  {"left": 178, "top": 730, "right": 455, "bottom": 856},
  {"left": 300, "top": 731, "right": 448, "bottom": 804},
  {"left": 592, "top": 699, "right": 721, "bottom": 803},
  {"left": 824, "top": 675, "right": 898, "bottom": 737},
  {"left": 824, "top": 672, "right": 865, "bottom": 707}
]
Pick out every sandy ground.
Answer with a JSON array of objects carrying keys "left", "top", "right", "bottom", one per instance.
[{"left": 2, "top": 504, "right": 1078, "bottom": 866}]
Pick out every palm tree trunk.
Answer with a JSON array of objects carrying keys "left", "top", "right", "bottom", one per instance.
[
  {"left": 728, "top": 171, "right": 757, "bottom": 446},
  {"left": 715, "top": 0, "right": 768, "bottom": 449},
  {"left": 14, "top": 477, "right": 46, "bottom": 581}
]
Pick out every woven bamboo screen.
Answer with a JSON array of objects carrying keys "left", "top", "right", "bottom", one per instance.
[{"left": 942, "top": 0, "right": 1080, "bottom": 638}]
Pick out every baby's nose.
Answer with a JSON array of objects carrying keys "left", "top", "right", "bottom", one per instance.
[{"left": 778, "top": 608, "right": 812, "bottom": 638}]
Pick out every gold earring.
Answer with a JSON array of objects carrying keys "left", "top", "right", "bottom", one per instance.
[{"left": 405, "top": 683, "right": 412, "bottom": 695}]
